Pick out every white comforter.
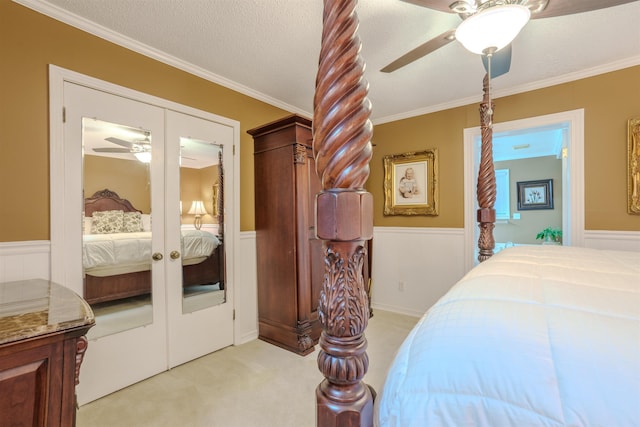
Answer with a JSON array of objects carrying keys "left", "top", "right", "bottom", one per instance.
[
  {"left": 83, "top": 230, "right": 220, "bottom": 273},
  {"left": 376, "top": 245, "right": 640, "bottom": 427}
]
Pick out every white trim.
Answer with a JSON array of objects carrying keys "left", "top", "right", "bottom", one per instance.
[
  {"left": 374, "top": 56, "right": 640, "bottom": 125},
  {"left": 463, "top": 109, "right": 585, "bottom": 273},
  {"left": 0, "top": 240, "right": 50, "bottom": 255},
  {"left": 49, "top": 65, "right": 241, "bottom": 336},
  {"left": 370, "top": 302, "right": 424, "bottom": 319},
  {"left": 14, "top": 0, "right": 309, "bottom": 118},
  {"left": 583, "top": 230, "right": 640, "bottom": 252},
  {"left": 373, "top": 226, "right": 464, "bottom": 236}
]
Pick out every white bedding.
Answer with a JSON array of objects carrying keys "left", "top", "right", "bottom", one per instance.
[
  {"left": 83, "top": 230, "right": 220, "bottom": 276},
  {"left": 376, "top": 245, "right": 640, "bottom": 427}
]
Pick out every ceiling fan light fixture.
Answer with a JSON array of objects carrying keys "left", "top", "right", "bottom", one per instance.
[
  {"left": 134, "top": 151, "right": 152, "bottom": 163},
  {"left": 455, "top": 4, "right": 531, "bottom": 55}
]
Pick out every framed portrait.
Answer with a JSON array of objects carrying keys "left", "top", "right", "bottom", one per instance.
[
  {"left": 383, "top": 149, "right": 438, "bottom": 216},
  {"left": 517, "top": 179, "right": 553, "bottom": 210},
  {"left": 628, "top": 116, "right": 640, "bottom": 214}
]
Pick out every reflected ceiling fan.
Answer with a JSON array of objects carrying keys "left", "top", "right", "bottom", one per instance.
[
  {"left": 93, "top": 136, "right": 197, "bottom": 163},
  {"left": 382, "top": 0, "right": 637, "bottom": 76},
  {"left": 93, "top": 136, "right": 153, "bottom": 162},
  {"left": 93, "top": 136, "right": 151, "bottom": 155}
]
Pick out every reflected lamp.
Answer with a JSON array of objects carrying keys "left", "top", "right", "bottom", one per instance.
[{"left": 188, "top": 200, "right": 208, "bottom": 230}]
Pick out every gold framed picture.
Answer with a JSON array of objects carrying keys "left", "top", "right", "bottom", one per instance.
[
  {"left": 383, "top": 149, "right": 438, "bottom": 216},
  {"left": 628, "top": 116, "right": 640, "bottom": 214}
]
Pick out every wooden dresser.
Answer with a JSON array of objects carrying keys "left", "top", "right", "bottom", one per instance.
[
  {"left": 248, "top": 115, "right": 324, "bottom": 355},
  {"left": 0, "top": 279, "right": 95, "bottom": 427}
]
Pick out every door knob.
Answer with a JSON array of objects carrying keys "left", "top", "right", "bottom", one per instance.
[
  {"left": 170, "top": 250, "right": 181, "bottom": 260},
  {"left": 152, "top": 252, "right": 163, "bottom": 261}
]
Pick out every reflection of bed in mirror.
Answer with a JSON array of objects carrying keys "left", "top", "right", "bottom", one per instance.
[{"left": 82, "top": 189, "right": 224, "bottom": 305}]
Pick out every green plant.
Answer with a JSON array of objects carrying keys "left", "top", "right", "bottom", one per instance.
[{"left": 536, "top": 227, "right": 562, "bottom": 242}]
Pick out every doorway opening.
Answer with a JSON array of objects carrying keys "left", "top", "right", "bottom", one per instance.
[{"left": 463, "top": 109, "right": 585, "bottom": 272}]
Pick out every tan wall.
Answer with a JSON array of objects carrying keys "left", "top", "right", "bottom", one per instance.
[
  {"left": 370, "top": 66, "right": 640, "bottom": 231},
  {"left": 0, "top": 1, "right": 288, "bottom": 242},
  {"left": 83, "top": 155, "right": 151, "bottom": 213},
  {"left": 180, "top": 166, "right": 218, "bottom": 226},
  {"left": 493, "top": 156, "right": 563, "bottom": 244},
  {"left": 1, "top": 2, "right": 638, "bottom": 243}
]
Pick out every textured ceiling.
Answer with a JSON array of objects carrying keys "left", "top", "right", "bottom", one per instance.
[{"left": 21, "top": 0, "right": 640, "bottom": 123}]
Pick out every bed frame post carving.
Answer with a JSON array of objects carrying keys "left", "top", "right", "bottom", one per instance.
[
  {"left": 313, "top": 0, "right": 374, "bottom": 425},
  {"left": 477, "top": 74, "right": 496, "bottom": 263}
]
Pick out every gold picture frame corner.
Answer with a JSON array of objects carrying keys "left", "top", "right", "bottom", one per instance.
[{"left": 628, "top": 116, "right": 640, "bottom": 214}]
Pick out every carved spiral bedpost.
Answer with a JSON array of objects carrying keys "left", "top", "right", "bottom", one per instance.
[
  {"left": 313, "top": 0, "right": 374, "bottom": 425},
  {"left": 477, "top": 74, "right": 496, "bottom": 262},
  {"left": 217, "top": 150, "right": 224, "bottom": 230}
]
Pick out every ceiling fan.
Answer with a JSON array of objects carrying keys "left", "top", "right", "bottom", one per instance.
[{"left": 381, "top": 0, "right": 637, "bottom": 75}]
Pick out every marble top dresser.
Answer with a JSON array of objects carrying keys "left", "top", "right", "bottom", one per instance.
[{"left": 0, "top": 279, "right": 95, "bottom": 426}]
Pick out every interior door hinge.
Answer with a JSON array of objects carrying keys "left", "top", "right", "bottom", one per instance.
[
  {"left": 62, "top": 107, "right": 66, "bottom": 123},
  {"left": 233, "top": 309, "right": 236, "bottom": 320},
  {"left": 233, "top": 145, "right": 236, "bottom": 155}
]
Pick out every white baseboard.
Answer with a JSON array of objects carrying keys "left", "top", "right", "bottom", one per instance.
[{"left": 371, "top": 302, "right": 424, "bottom": 318}]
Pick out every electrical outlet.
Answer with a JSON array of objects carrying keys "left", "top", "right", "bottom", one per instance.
[{"left": 398, "top": 281, "right": 405, "bottom": 292}]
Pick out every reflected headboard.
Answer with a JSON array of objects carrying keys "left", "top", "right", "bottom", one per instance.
[{"left": 84, "top": 189, "right": 141, "bottom": 216}]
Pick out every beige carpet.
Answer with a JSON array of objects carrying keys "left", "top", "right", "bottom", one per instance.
[{"left": 76, "top": 309, "right": 419, "bottom": 427}]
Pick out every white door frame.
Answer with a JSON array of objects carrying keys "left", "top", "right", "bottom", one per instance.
[
  {"left": 463, "top": 109, "right": 585, "bottom": 273},
  {"left": 50, "top": 65, "right": 240, "bottom": 323},
  {"left": 49, "top": 65, "right": 241, "bottom": 400}
]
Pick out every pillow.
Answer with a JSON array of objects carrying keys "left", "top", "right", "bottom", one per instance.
[
  {"left": 83, "top": 216, "right": 93, "bottom": 234},
  {"left": 122, "top": 211, "right": 144, "bottom": 232},
  {"left": 91, "top": 210, "right": 124, "bottom": 234},
  {"left": 141, "top": 214, "right": 152, "bottom": 232}
]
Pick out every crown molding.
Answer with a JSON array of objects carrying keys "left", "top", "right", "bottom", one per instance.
[
  {"left": 13, "top": 0, "right": 639, "bottom": 126},
  {"left": 373, "top": 55, "right": 640, "bottom": 125}
]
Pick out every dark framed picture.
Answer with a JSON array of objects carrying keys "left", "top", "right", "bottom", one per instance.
[{"left": 517, "top": 179, "right": 553, "bottom": 210}]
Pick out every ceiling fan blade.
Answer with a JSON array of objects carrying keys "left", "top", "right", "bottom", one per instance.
[
  {"left": 531, "top": 0, "right": 637, "bottom": 19},
  {"left": 93, "top": 147, "right": 131, "bottom": 153},
  {"left": 105, "top": 137, "right": 134, "bottom": 148},
  {"left": 381, "top": 29, "right": 456, "bottom": 73},
  {"left": 400, "top": 0, "right": 455, "bottom": 14},
  {"left": 481, "top": 44, "right": 512, "bottom": 79}
]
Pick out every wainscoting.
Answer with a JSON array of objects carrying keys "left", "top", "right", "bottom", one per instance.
[
  {"left": 371, "top": 227, "right": 467, "bottom": 317},
  {"left": 0, "top": 240, "right": 50, "bottom": 283},
  {"left": 1, "top": 229, "right": 638, "bottom": 333}
]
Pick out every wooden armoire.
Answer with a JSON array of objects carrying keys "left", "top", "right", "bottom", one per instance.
[{"left": 248, "top": 115, "right": 324, "bottom": 355}]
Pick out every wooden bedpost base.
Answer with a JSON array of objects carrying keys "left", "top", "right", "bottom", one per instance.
[
  {"left": 477, "top": 207, "right": 496, "bottom": 262},
  {"left": 317, "top": 378, "right": 374, "bottom": 427}
]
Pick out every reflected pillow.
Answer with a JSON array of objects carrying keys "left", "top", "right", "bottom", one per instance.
[
  {"left": 123, "top": 211, "right": 144, "bottom": 232},
  {"left": 91, "top": 210, "right": 124, "bottom": 234},
  {"left": 141, "top": 214, "right": 152, "bottom": 232},
  {"left": 83, "top": 216, "right": 93, "bottom": 234}
]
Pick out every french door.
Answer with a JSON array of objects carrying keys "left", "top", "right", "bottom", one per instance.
[{"left": 60, "top": 80, "right": 234, "bottom": 404}]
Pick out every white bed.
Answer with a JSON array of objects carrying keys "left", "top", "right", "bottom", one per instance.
[
  {"left": 376, "top": 245, "right": 640, "bottom": 427},
  {"left": 83, "top": 229, "right": 221, "bottom": 276}
]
